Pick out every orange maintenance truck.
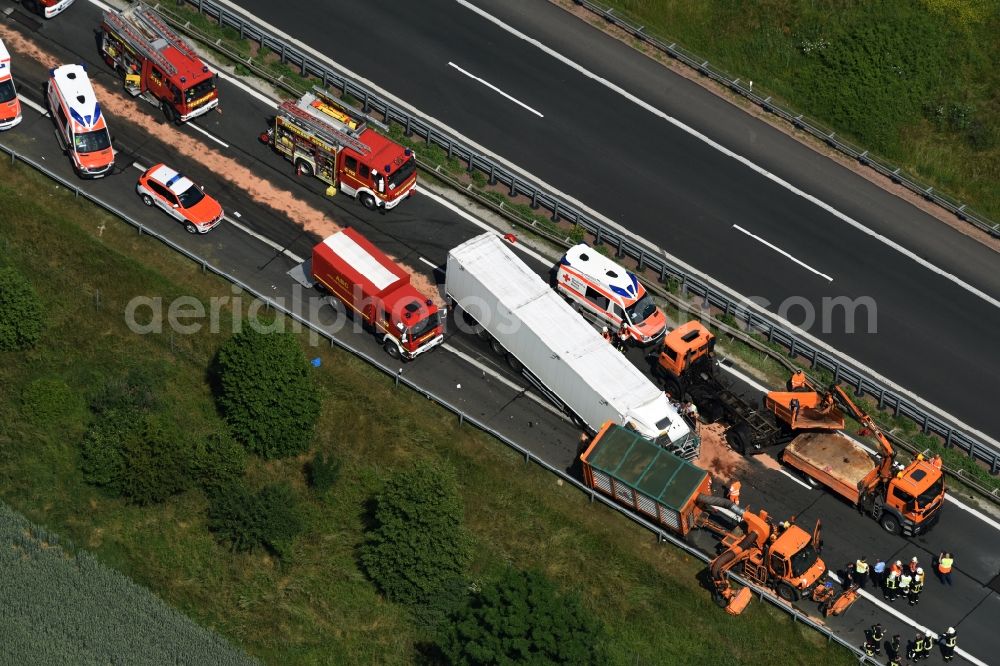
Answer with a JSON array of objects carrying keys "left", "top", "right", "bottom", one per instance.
[
  {"left": 262, "top": 88, "right": 417, "bottom": 211},
  {"left": 99, "top": 3, "right": 218, "bottom": 123}
]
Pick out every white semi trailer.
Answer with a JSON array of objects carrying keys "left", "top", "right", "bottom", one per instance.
[{"left": 446, "top": 233, "right": 700, "bottom": 460}]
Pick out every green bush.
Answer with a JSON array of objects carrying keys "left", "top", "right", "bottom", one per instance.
[
  {"left": 214, "top": 326, "right": 321, "bottom": 459},
  {"left": 360, "top": 460, "right": 472, "bottom": 608},
  {"left": 190, "top": 431, "right": 247, "bottom": 492},
  {"left": 81, "top": 411, "right": 191, "bottom": 505},
  {"left": 90, "top": 364, "right": 163, "bottom": 414},
  {"left": 207, "top": 482, "right": 303, "bottom": 557},
  {"left": 436, "top": 568, "right": 604, "bottom": 665},
  {"left": 0, "top": 266, "right": 44, "bottom": 351},
  {"left": 306, "top": 452, "right": 341, "bottom": 493}
]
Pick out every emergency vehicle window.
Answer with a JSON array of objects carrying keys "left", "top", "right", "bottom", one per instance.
[
  {"left": 612, "top": 304, "right": 625, "bottom": 320},
  {"left": 584, "top": 286, "right": 609, "bottom": 309},
  {"left": 169, "top": 83, "right": 181, "bottom": 104},
  {"left": 56, "top": 105, "right": 69, "bottom": 130},
  {"left": 344, "top": 155, "right": 358, "bottom": 173},
  {"left": 359, "top": 164, "right": 371, "bottom": 181},
  {"left": 148, "top": 181, "right": 173, "bottom": 201},
  {"left": 0, "top": 79, "right": 15, "bottom": 103}
]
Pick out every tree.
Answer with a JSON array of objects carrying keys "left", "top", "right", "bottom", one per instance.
[
  {"left": 206, "top": 481, "right": 303, "bottom": 557},
  {"left": 214, "top": 326, "right": 321, "bottom": 458},
  {"left": 436, "top": 569, "right": 604, "bottom": 665},
  {"left": 0, "top": 267, "right": 44, "bottom": 351},
  {"left": 360, "top": 460, "right": 472, "bottom": 609}
]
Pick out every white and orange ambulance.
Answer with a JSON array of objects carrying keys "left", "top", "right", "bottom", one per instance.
[
  {"left": 0, "top": 38, "right": 22, "bottom": 131},
  {"left": 556, "top": 243, "right": 667, "bottom": 346},
  {"left": 46, "top": 64, "right": 114, "bottom": 178}
]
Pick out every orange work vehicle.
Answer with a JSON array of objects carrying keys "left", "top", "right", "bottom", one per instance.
[
  {"left": 708, "top": 506, "right": 826, "bottom": 614},
  {"left": 46, "top": 64, "right": 115, "bottom": 178},
  {"left": 99, "top": 3, "right": 218, "bottom": 123},
  {"left": 0, "top": 39, "right": 22, "bottom": 131},
  {"left": 768, "top": 379, "right": 945, "bottom": 537},
  {"left": 262, "top": 88, "right": 417, "bottom": 211},
  {"left": 311, "top": 228, "right": 444, "bottom": 360}
]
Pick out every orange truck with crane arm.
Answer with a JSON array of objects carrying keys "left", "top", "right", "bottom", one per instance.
[
  {"left": 581, "top": 422, "right": 828, "bottom": 615},
  {"left": 650, "top": 320, "right": 945, "bottom": 536},
  {"left": 99, "top": 3, "right": 219, "bottom": 123}
]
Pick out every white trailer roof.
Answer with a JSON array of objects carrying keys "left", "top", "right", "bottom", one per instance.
[
  {"left": 323, "top": 231, "right": 397, "bottom": 291},
  {"left": 450, "top": 234, "right": 686, "bottom": 439}
]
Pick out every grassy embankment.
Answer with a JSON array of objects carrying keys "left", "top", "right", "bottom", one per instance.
[
  {"left": 0, "top": 158, "right": 856, "bottom": 664},
  {"left": 594, "top": 0, "right": 1000, "bottom": 221}
]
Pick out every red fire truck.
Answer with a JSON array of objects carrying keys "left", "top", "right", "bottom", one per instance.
[
  {"left": 262, "top": 88, "right": 417, "bottom": 211},
  {"left": 311, "top": 228, "right": 444, "bottom": 359},
  {"left": 99, "top": 3, "right": 218, "bottom": 123}
]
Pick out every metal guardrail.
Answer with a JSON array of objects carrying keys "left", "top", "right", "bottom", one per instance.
[
  {"left": 166, "top": 0, "right": 1000, "bottom": 480},
  {"left": 0, "top": 143, "right": 878, "bottom": 666},
  {"left": 573, "top": 0, "right": 1000, "bottom": 241}
]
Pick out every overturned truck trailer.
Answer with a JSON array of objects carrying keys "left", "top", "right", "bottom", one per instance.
[{"left": 445, "top": 233, "right": 698, "bottom": 459}]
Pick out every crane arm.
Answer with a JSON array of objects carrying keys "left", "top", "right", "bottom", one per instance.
[{"left": 830, "top": 385, "right": 896, "bottom": 482}]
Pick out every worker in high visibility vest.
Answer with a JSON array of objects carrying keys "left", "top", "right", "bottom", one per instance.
[
  {"left": 884, "top": 570, "right": 898, "bottom": 602},
  {"left": 727, "top": 480, "right": 741, "bottom": 505},
  {"left": 937, "top": 552, "right": 954, "bottom": 585},
  {"left": 940, "top": 627, "right": 958, "bottom": 662},
  {"left": 898, "top": 571, "right": 912, "bottom": 601},
  {"left": 862, "top": 623, "right": 884, "bottom": 657},
  {"left": 853, "top": 557, "right": 869, "bottom": 588},
  {"left": 907, "top": 632, "right": 926, "bottom": 661},
  {"left": 909, "top": 567, "right": 925, "bottom": 606},
  {"left": 788, "top": 370, "right": 807, "bottom": 390}
]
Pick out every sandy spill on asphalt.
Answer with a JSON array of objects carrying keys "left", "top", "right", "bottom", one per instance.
[
  {"left": 0, "top": 25, "right": 442, "bottom": 302},
  {"left": 696, "top": 423, "right": 745, "bottom": 480}
]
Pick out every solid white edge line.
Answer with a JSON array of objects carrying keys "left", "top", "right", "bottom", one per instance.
[
  {"left": 224, "top": 216, "right": 304, "bottom": 263},
  {"left": 419, "top": 256, "right": 438, "bottom": 269},
  {"left": 211, "top": 0, "right": 1000, "bottom": 452},
  {"left": 17, "top": 94, "right": 48, "bottom": 116},
  {"left": 186, "top": 121, "right": 229, "bottom": 148},
  {"left": 441, "top": 343, "right": 569, "bottom": 419},
  {"left": 945, "top": 494, "right": 1000, "bottom": 532},
  {"left": 825, "top": 572, "right": 986, "bottom": 666},
  {"left": 419, "top": 189, "right": 551, "bottom": 266},
  {"left": 447, "top": 61, "right": 544, "bottom": 118},
  {"left": 732, "top": 224, "right": 833, "bottom": 282},
  {"left": 778, "top": 468, "right": 813, "bottom": 490}
]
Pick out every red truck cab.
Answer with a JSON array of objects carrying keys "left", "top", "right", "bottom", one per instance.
[{"left": 312, "top": 228, "right": 444, "bottom": 359}]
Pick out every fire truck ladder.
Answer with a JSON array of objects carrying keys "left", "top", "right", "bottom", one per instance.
[
  {"left": 279, "top": 100, "right": 371, "bottom": 156},
  {"left": 132, "top": 4, "right": 200, "bottom": 64},
  {"left": 103, "top": 7, "right": 178, "bottom": 77}
]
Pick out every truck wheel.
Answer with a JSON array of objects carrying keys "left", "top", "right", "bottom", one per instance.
[
  {"left": 384, "top": 340, "right": 401, "bottom": 359},
  {"left": 359, "top": 192, "right": 377, "bottom": 211},
  {"left": 23, "top": 0, "right": 41, "bottom": 16},
  {"left": 662, "top": 376, "right": 681, "bottom": 399},
  {"left": 141, "top": 194, "right": 155, "bottom": 207},
  {"left": 507, "top": 354, "right": 524, "bottom": 373},
  {"left": 712, "top": 592, "right": 728, "bottom": 608},
  {"left": 295, "top": 159, "right": 314, "bottom": 177},
  {"left": 162, "top": 103, "right": 178, "bottom": 125},
  {"left": 729, "top": 424, "right": 750, "bottom": 455},
  {"left": 879, "top": 513, "right": 902, "bottom": 536},
  {"left": 776, "top": 582, "right": 799, "bottom": 602},
  {"left": 490, "top": 338, "right": 505, "bottom": 355}
]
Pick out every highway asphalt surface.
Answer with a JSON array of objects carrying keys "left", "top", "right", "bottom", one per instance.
[
  {"left": 1, "top": 2, "right": 998, "bottom": 662},
  {"left": 226, "top": 0, "right": 1000, "bottom": 444}
]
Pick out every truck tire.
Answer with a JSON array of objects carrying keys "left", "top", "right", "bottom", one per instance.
[
  {"left": 295, "top": 159, "right": 314, "bottom": 177},
  {"left": 162, "top": 103, "right": 178, "bottom": 125},
  {"left": 776, "top": 582, "right": 799, "bottom": 602},
  {"left": 490, "top": 338, "right": 505, "bottom": 355},
  {"left": 729, "top": 424, "right": 750, "bottom": 455},
  {"left": 23, "top": 0, "right": 41, "bottom": 16},
  {"left": 384, "top": 339, "right": 401, "bottom": 359},
  {"left": 661, "top": 376, "right": 681, "bottom": 399},
  {"left": 359, "top": 192, "right": 377, "bottom": 211},
  {"left": 507, "top": 353, "right": 524, "bottom": 373},
  {"left": 712, "top": 591, "right": 728, "bottom": 608},
  {"left": 879, "top": 513, "right": 902, "bottom": 536}
]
